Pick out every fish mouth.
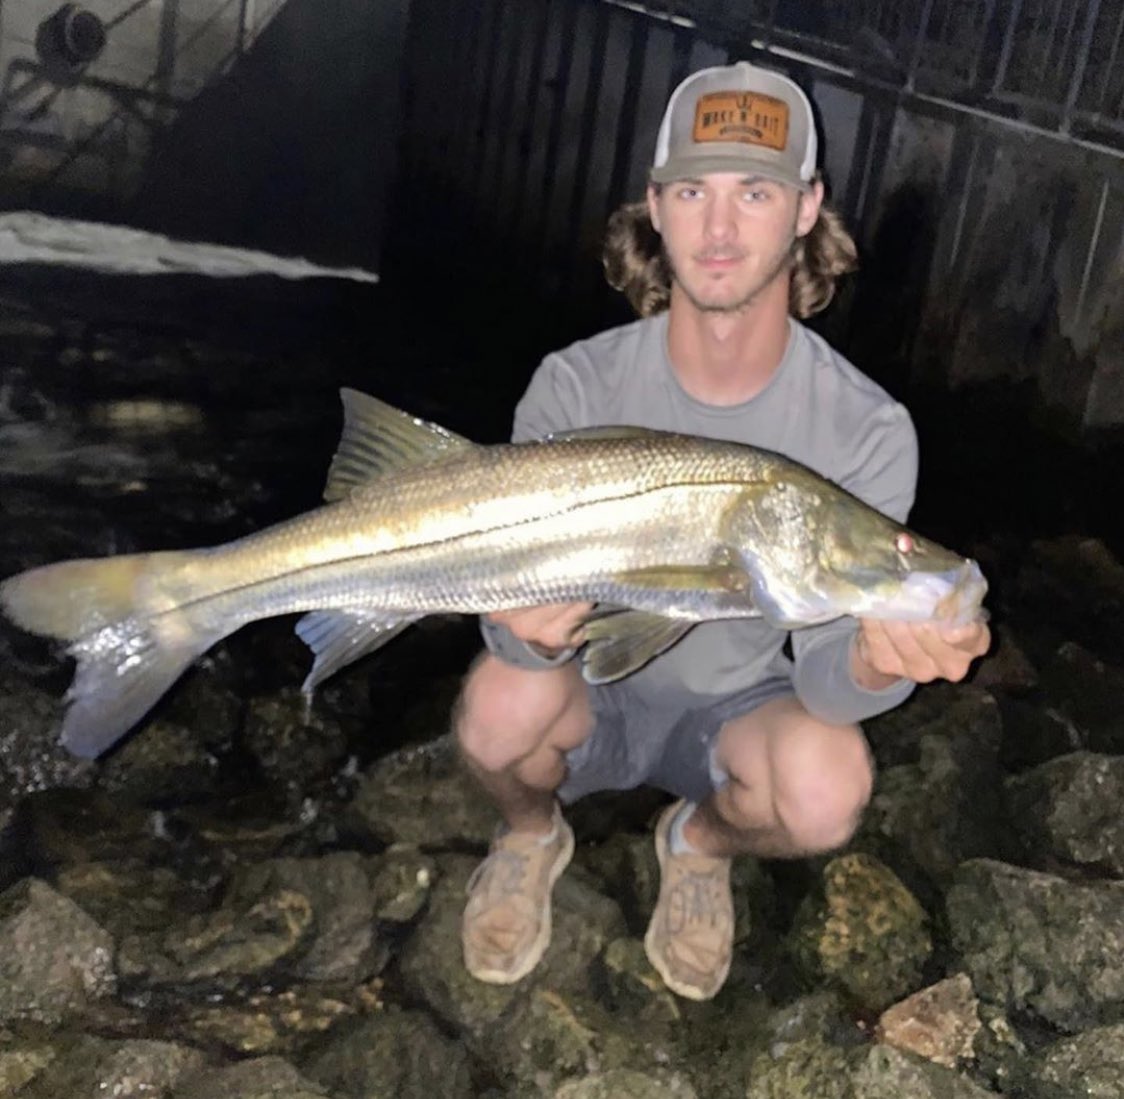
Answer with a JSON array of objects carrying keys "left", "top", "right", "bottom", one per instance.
[{"left": 899, "top": 559, "right": 988, "bottom": 625}]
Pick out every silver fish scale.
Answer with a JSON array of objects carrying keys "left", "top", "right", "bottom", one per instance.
[{"left": 162, "top": 434, "right": 789, "bottom": 631}]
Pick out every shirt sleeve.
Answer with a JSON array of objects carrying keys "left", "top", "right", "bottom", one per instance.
[
  {"left": 790, "top": 401, "right": 921, "bottom": 725},
  {"left": 479, "top": 353, "right": 589, "bottom": 668}
]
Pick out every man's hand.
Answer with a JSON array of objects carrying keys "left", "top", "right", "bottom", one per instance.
[
  {"left": 487, "top": 602, "right": 594, "bottom": 658},
  {"left": 850, "top": 618, "right": 991, "bottom": 691}
]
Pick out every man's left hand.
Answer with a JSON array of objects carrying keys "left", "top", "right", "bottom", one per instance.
[{"left": 851, "top": 618, "right": 991, "bottom": 691}]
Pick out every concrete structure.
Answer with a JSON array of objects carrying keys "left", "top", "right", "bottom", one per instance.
[{"left": 0, "top": 0, "right": 408, "bottom": 268}]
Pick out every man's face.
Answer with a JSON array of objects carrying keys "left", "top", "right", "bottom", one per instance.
[{"left": 647, "top": 172, "right": 823, "bottom": 314}]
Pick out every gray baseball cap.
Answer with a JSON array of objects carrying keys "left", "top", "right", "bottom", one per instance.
[{"left": 650, "top": 61, "right": 817, "bottom": 191}]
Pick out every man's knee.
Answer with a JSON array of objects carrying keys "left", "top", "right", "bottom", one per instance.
[
  {"left": 454, "top": 653, "right": 589, "bottom": 774},
  {"left": 722, "top": 707, "right": 873, "bottom": 853},
  {"left": 771, "top": 719, "right": 873, "bottom": 851}
]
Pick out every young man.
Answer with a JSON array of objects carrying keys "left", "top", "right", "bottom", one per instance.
[{"left": 454, "top": 61, "right": 990, "bottom": 1001}]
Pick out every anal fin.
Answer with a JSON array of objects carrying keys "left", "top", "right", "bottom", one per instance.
[{"left": 295, "top": 609, "right": 417, "bottom": 694}]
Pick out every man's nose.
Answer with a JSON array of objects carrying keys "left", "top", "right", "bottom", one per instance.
[{"left": 704, "top": 195, "right": 737, "bottom": 242}]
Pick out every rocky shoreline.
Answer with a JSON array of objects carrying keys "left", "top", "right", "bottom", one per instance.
[{"left": 1, "top": 291, "right": 1122, "bottom": 1097}]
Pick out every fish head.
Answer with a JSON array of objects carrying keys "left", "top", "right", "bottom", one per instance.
[
  {"left": 803, "top": 496, "right": 988, "bottom": 626},
  {"left": 725, "top": 479, "right": 988, "bottom": 628}
]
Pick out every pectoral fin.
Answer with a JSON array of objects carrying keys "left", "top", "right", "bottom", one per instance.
[
  {"left": 295, "top": 609, "right": 417, "bottom": 694},
  {"left": 580, "top": 611, "right": 694, "bottom": 684}
]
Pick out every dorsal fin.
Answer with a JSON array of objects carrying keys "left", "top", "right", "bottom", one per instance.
[{"left": 323, "top": 389, "right": 476, "bottom": 502}]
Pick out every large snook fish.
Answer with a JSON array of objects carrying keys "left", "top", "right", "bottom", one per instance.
[{"left": 1, "top": 389, "right": 987, "bottom": 759}]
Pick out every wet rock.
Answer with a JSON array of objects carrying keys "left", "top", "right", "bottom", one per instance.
[
  {"left": 850, "top": 1042, "right": 1003, "bottom": 1097},
  {"left": 487, "top": 984, "right": 683, "bottom": 1092},
  {"left": 178, "top": 981, "right": 380, "bottom": 1056},
  {"left": 1016, "top": 1023, "right": 1124, "bottom": 1099},
  {"left": 0, "top": 672, "right": 93, "bottom": 869},
  {"left": 13, "top": 1034, "right": 207, "bottom": 1099},
  {"left": 397, "top": 854, "right": 627, "bottom": 1048},
  {"left": 302, "top": 1008, "right": 473, "bottom": 1099},
  {"left": 971, "top": 1002, "right": 1028, "bottom": 1092},
  {"left": 348, "top": 736, "right": 497, "bottom": 847},
  {"left": 745, "top": 1035, "right": 854, "bottom": 1099},
  {"left": 994, "top": 695, "right": 1084, "bottom": 773},
  {"left": 874, "top": 974, "right": 982, "bottom": 1068},
  {"left": 243, "top": 688, "right": 350, "bottom": 795},
  {"left": 857, "top": 715, "right": 1011, "bottom": 898},
  {"left": 787, "top": 852, "right": 932, "bottom": 1013},
  {"left": 1005, "top": 751, "right": 1124, "bottom": 875},
  {"left": 1019, "top": 537, "right": 1124, "bottom": 656},
  {"left": 118, "top": 881, "right": 314, "bottom": 987},
  {"left": 946, "top": 858, "right": 1124, "bottom": 1031},
  {"left": 597, "top": 938, "right": 682, "bottom": 1026},
  {"left": 54, "top": 858, "right": 216, "bottom": 940},
  {"left": 0, "top": 1030, "right": 56, "bottom": 1092},
  {"left": 228, "top": 853, "right": 383, "bottom": 982},
  {"left": 96, "top": 720, "right": 223, "bottom": 806},
  {"left": 551, "top": 1068, "right": 699, "bottom": 1098},
  {"left": 172, "top": 1055, "right": 331, "bottom": 1099},
  {"left": 368, "top": 845, "right": 436, "bottom": 923},
  {"left": 0, "top": 878, "right": 116, "bottom": 1023},
  {"left": 1037, "top": 643, "right": 1124, "bottom": 755}
]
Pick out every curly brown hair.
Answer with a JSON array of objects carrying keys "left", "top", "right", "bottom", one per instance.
[{"left": 602, "top": 183, "right": 858, "bottom": 319}]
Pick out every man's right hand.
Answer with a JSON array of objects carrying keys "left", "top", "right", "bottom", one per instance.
[{"left": 486, "top": 603, "right": 594, "bottom": 658}]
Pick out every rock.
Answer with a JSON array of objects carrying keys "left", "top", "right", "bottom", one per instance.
[
  {"left": 172, "top": 1055, "right": 331, "bottom": 1099},
  {"left": 0, "top": 671, "right": 94, "bottom": 863},
  {"left": 787, "top": 852, "right": 932, "bottom": 1012},
  {"left": 597, "top": 938, "right": 682, "bottom": 1026},
  {"left": 551, "top": 1068, "right": 699, "bottom": 1098},
  {"left": 1019, "top": 537, "right": 1124, "bottom": 657},
  {"left": 874, "top": 974, "right": 982, "bottom": 1068},
  {"left": 1005, "top": 751, "right": 1124, "bottom": 875},
  {"left": 397, "top": 854, "right": 627, "bottom": 1048},
  {"left": 0, "top": 1032, "right": 56, "bottom": 1093},
  {"left": 972, "top": 1002, "right": 1028, "bottom": 1094},
  {"left": 178, "top": 981, "right": 380, "bottom": 1056},
  {"left": 367, "top": 845, "right": 436, "bottom": 923},
  {"left": 13, "top": 1034, "right": 206, "bottom": 1099},
  {"left": 302, "top": 1008, "right": 473, "bottom": 1099},
  {"left": 745, "top": 1035, "right": 854, "bottom": 1099},
  {"left": 994, "top": 695, "right": 1083, "bottom": 773},
  {"left": 1017, "top": 1023, "right": 1124, "bottom": 1099},
  {"left": 347, "top": 735, "right": 496, "bottom": 847},
  {"left": 227, "top": 853, "right": 383, "bottom": 982},
  {"left": 1037, "top": 643, "right": 1124, "bottom": 755},
  {"left": 0, "top": 878, "right": 116, "bottom": 1023},
  {"left": 850, "top": 1043, "right": 1003, "bottom": 1097},
  {"left": 486, "top": 984, "right": 682, "bottom": 1092},
  {"left": 96, "top": 720, "right": 223, "bottom": 806},
  {"left": 54, "top": 859, "right": 214, "bottom": 940},
  {"left": 118, "top": 882, "right": 314, "bottom": 987},
  {"left": 946, "top": 858, "right": 1124, "bottom": 1031},
  {"left": 243, "top": 688, "right": 350, "bottom": 795}
]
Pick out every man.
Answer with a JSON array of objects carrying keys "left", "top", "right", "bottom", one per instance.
[{"left": 454, "top": 61, "right": 990, "bottom": 1002}]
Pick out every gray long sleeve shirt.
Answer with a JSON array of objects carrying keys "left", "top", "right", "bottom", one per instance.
[{"left": 482, "top": 312, "right": 919, "bottom": 726}]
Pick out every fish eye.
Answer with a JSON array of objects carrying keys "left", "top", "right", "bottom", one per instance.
[{"left": 895, "top": 532, "right": 914, "bottom": 555}]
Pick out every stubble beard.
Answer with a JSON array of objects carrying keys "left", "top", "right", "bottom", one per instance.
[{"left": 672, "top": 245, "right": 795, "bottom": 315}]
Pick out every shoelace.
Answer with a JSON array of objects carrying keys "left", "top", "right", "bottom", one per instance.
[{"left": 465, "top": 846, "right": 530, "bottom": 899}]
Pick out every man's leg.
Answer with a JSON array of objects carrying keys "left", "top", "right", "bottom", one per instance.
[
  {"left": 453, "top": 653, "right": 595, "bottom": 983},
  {"left": 645, "top": 697, "right": 873, "bottom": 1000},
  {"left": 689, "top": 696, "right": 874, "bottom": 858}
]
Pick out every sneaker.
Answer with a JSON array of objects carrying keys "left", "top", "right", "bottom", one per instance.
[
  {"left": 462, "top": 804, "right": 575, "bottom": 984},
  {"left": 643, "top": 800, "right": 734, "bottom": 1001}
]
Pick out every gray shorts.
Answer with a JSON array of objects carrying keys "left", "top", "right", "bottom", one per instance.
[{"left": 556, "top": 676, "right": 795, "bottom": 806}]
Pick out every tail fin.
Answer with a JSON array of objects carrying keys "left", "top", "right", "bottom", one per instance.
[{"left": 1, "top": 553, "right": 225, "bottom": 758}]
